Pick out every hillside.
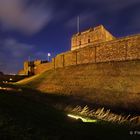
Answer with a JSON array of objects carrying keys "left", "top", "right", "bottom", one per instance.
[{"left": 17, "top": 60, "right": 140, "bottom": 112}]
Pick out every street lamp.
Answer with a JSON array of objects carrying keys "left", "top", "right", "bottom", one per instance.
[{"left": 47, "top": 53, "right": 51, "bottom": 61}]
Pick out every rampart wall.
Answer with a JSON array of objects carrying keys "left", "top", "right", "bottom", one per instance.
[
  {"left": 35, "top": 34, "right": 140, "bottom": 74},
  {"left": 34, "top": 62, "right": 53, "bottom": 74}
]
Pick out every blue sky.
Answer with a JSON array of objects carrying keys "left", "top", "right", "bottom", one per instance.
[{"left": 0, "top": 0, "right": 140, "bottom": 74}]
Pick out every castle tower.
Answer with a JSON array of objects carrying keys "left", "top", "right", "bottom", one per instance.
[{"left": 71, "top": 25, "right": 115, "bottom": 50}]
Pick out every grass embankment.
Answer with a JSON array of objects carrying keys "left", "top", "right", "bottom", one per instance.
[
  {"left": 0, "top": 84, "right": 139, "bottom": 140},
  {"left": 17, "top": 60, "right": 140, "bottom": 112}
]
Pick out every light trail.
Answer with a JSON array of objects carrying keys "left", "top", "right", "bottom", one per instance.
[
  {"left": 0, "top": 87, "right": 22, "bottom": 92},
  {"left": 67, "top": 114, "right": 97, "bottom": 123}
]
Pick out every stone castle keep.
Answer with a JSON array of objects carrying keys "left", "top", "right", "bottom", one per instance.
[
  {"left": 18, "top": 25, "right": 140, "bottom": 75},
  {"left": 71, "top": 25, "right": 115, "bottom": 50}
]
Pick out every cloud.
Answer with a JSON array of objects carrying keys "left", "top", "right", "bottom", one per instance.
[
  {"left": 0, "top": 38, "right": 50, "bottom": 74},
  {"left": 0, "top": 38, "right": 34, "bottom": 74},
  {"left": 2, "top": 38, "right": 34, "bottom": 57},
  {"left": 0, "top": 0, "right": 52, "bottom": 35}
]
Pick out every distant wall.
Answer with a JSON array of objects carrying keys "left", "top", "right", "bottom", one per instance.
[
  {"left": 34, "top": 34, "right": 140, "bottom": 74},
  {"left": 18, "top": 69, "right": 26, "bottom": 75}
]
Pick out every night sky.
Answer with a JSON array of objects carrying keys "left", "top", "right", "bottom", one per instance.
[{"left": 0, "top": 0, "right": 140, "bottom": 74}]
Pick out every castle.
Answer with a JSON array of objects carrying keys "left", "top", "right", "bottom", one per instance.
[{"left": 18, "top": 25, "right": 140, "bottom": 75}]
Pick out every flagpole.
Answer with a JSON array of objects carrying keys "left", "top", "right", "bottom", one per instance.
[{"left": 77, "top": 16, "right": 80, "bottom": 33}]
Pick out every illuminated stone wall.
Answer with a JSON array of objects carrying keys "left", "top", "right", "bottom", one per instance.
[
  {"left": 96, "top": 40, "right": 126, "bottom": 62},
  {"left": 55, "top": 54, "right": 64, "bottom": 68},
  {"left": 64, "top": 51, "right": 77, "bottom": 66},
  {"left": 34, "top": 62, "right": 53, "bottom": 74},
  {"left": 77, "top": 46, "right": 96, "bottom": 64},
  {"left": 19, "top": 33, "right": 140, "bottom": 75},
  {"left": 19, "top": 60, "right": 46, "bottom": 75},
  {"left": 126, "top": 35, "right": 140, "bottom": 60},
  {"left": 18, "top": 69, "right": 26, "bottom": 75},
  {"left": 53, "top": 34, "right": 140, "bottom": 70},
  {"left": 96, "top": 35, "right": 140, "bottom": 62}
]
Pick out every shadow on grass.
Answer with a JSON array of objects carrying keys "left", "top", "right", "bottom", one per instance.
[{"left": 0, "top": 84, "right": 139, "bottom": 140}]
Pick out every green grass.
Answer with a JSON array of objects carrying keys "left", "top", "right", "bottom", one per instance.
[{"left": 0, "top": 84, "right": 139, "bottom": 140}]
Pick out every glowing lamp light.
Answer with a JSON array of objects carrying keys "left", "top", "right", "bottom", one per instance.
[
  {"left": 9, "top": 78, "right": 13, "bottom": 81},
  {"left": 67, "top": 114, "right": 97, "bottom": 123},
  {"left": 47, "top": 53, "right": 51, "bottom": 61},
  {"left": 47, "top": 53, "right": 51, "bottom": 57}
]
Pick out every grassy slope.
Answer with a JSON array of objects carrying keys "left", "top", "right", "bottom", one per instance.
[
  {"left": 0, "top": 85, "right": 138, "bottom": 140},
  {"left": 17, "top": 60, "right": 140, "bottom": 112}
]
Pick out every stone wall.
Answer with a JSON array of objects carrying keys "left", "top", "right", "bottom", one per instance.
[
  {"left": 18, "top": 69, "right": 26, "bottom": 75},
  {"left": 127, "top": 35, "right": 140, "bottom": 60},
  {"left": 34, "top": 34, "right": 140, "bottom": 74},
  {"left": 56, "top": 34, "right": 140, "bottom": 68},
  {"left": 64, "top": 51, "right": 77, "bottom": 66},
  {"left": 96, "top": 40, "right": 127, "bottom": 62},
  {"left": 96, "top": 35, "right": 140, "bottom": 62},
  {"left": 77, "top": 46, "right": 96, "bottom": 64},
  {"left": 34, "top": 62, "right": 53, "bottom": 74},
  {"left": 55, "top": 54, "right": 64, "bottom": 68}
]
